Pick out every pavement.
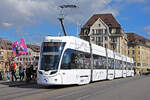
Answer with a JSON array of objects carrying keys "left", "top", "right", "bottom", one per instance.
[{"left": 0, "top": 80, "right": 36, "bottom": 88}]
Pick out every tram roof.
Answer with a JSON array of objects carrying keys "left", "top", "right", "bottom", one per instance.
[{"left": 43, "top": 36, "right": 133, "bottom": 63}]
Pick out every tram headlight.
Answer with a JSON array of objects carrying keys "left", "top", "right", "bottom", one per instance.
[{"left": 38, "top": 70, "right": 43, "bottom": 75}]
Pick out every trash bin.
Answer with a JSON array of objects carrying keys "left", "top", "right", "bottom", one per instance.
[{"left": 0, "top": 71, "right": 2, "bottom": 80}]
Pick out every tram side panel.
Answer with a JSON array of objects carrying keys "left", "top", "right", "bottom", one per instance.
[{"left": 92, "top": 54, "right": 107, "bottom": 81}]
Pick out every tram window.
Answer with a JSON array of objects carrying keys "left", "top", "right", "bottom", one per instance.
[
  {"left": 84, "top": 53, "right": 91, "bottom": 69},
  {"left": 70, "top": 53, "right": 78, "bottom": 69},
  {"left": 127, "top": 63, "right": 129, "bottom": 70},
  {"left": 75, "top": 52, "right": 84, "bottom": 69},
  {"left": 85, "top": 53, "right": 91, "bottom": 58},
  {"left": 116, "top": 60, "right": 120, "bottom": 69},
  {"left": 108, "top": 58, "right": 114, "bottom": 69},
  {"left": 102, "top": 57, "right": 107, "bottom": 69},
  {"left": 120, "top": 60, "right": 123, "bottom": 69},
  {"left": 61, "top": 49, "right": 91, "bottom": 69},
  {"left": 128, "top": 63, "right": 132, "bottom": 70},
  {"left": 125, "top": 62, "right": 127, "bottom": 69},
  {"left": 93, "top": 55, "right": 106, "bottom": 69},
  {"left": 122, "top": 61, "right": 125, "bottom": 70},
  {"left": 61, "top": 49, "right": 72, "bottom": 69}
]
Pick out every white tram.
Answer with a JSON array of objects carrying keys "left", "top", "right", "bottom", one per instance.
[{"left": 37, "top": 36, "right": 134, "bottom": 85}]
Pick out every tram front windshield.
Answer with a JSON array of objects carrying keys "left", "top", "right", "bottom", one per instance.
[{"left": 40, "top": 42, "right": 65, "bottom": 71}]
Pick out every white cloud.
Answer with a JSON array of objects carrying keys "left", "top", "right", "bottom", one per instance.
[
  {"left": 144, "top": 26, "right": 150, "bottom": 31},
  {"left": 0, "top": 0, "right": 120, "bottom": 30},
  {"left": 147, "top": 32, "right": 150, "bottom": 35},
  {"left": 144, "top": 26, "right": 150, "bottom": 35},
  {"left": 2, "top": 22, "right": 13, "bottom": 27}
]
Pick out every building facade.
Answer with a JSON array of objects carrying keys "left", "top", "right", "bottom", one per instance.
[
  {"left": 79, "top": 14, "right": 128, "bottom": 56},
  {"left": 0, "top": 38, "right": 13, "bottom": 71},
  {"left": 14, "top": 44, "right": 40, "bottom": 68},
  {"left": 0, "top": 38, "right": 14, "bottom": 79},
  {"left": 127, "top": 33, "right": 150, "bottom": 74}
]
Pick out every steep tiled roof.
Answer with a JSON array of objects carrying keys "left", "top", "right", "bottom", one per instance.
[
  {"left": 82, "top": 13, "right": 121, "bottom": 28},
  {"left": 127, "top": 33, "right": 150, "bottom": 45},
  {"left": 0, "top": 38, "right": 12, "bottom": 50}
]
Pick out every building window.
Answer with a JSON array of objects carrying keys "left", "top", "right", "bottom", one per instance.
[
  {"left": 92, "top": 29, "right": 95, "bottom": 35},
  {"left": 105, "top": 37, "right": 107, "bottom": 41},
  {"left": 128, "top": 50, "right": 130, "bottom": 55},
  {"left": 137, "top": 63, "right": 141, "bottom": 66},
  {"left": 132, "top": 50, "right": 135, "bottom": 54},
  {"left": 98, "top": 24, "right": 101, "bottom": 27},
  {"left": 0, "top": 56, "right": 3, "bottom": 60},
  {"left": 105, "top": 44, "right": 107, "bottom": 48},
  {"left": 111, "top": 44, "right": 115, "bottom": 50},
  {"left": 97, "top": 37, "right": 103, "bottom": 42},
  {"left": 132, "top": 45, "right": 135, "bottom": 48},
  {"left": 26, "top": 53, "right": 28, "bottom": 55},
  {"left": 84, "top": 29, "right": 88, "bottom": 34},
  {"left": 97, "top": 29, "right": 103, "bottom": 34}
]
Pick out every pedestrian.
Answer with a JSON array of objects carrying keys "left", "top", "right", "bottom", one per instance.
[
  {"left": 19, "top": 64, "right": 24, "bottom": 81},
  {"left": 0, "top": 70, "right": 2, "bottom": 80},
  {"left": 11, "top": 62, "right": 17, "bottom": 82},
  {"left": 26, "top": 64, "right": 31, "bottom": 82},
  {"left": 139, "top": 70, "right": 142, "bottom": 76},
  {"left": 30, "top": 64, "right": 34, "bottom": 80},
  {"left": 5, "top": 63, "right": 10, "bottom": 81},
  {"left": 33, "top": 65, "right": 37, "bottom": 80}
]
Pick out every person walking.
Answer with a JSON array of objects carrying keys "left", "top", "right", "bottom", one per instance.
[
  {"left": 11, "top": 62, "right": 17, "bottom": 82},
  {"left": 26, "top": 64, "right": 31, "bottom": 82},
  {"left": 19, "top": 64, "right": 24, "bottom": 81},
  {"left": 30, "top": 64, "right": 34, "bottom": 80},
  {"left": 5, "top": 63, "right": 10, "bottom": 81}
]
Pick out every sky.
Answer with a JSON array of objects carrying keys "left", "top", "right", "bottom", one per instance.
[{"left": 0, "top": 0, "right": 150, "bottom": 45}]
